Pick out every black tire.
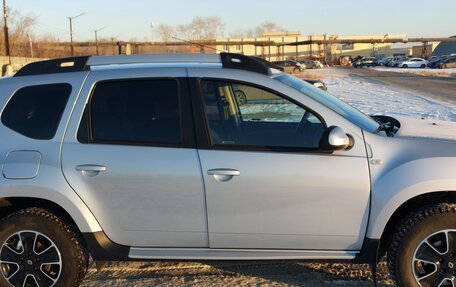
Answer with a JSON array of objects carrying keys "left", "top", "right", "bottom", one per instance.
[
  {"left": 387, "top": 203, "right": 456, "bottom": 287},
  {"left": 420, "top": 64, "right": 426, "bottom": 68},
  {"left": 0, "top": 208, "right": 89, "bottom": 287},
  {"left": 234, "top": 90, "right": 247, "bottom": 105},
  {"left": 402, "top": 64, "right": 408, "bottom": 68},
  {"left": 293, "top": 67, "right": 300, "bottom": 74}
]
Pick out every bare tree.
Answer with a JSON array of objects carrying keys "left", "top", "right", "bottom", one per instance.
[
  {"left": 0, "top": 8, "right": 36, "bottom": 56},
  {"left": 172, "top": 16, "right": 225, "bottom": 40},
  {"left": 254, "top": 22, "right": 284, "bottom": 37},
  {"left": 156, "top": 24, "right": 175, "bottom": 42}
]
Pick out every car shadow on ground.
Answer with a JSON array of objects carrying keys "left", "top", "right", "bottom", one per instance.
[{"left": 83, "top": 260, "right": 394, "bottom": 287}]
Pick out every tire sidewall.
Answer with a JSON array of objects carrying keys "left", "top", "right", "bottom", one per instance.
[
  {"left": 394, "top": 212, "right": 456, "bottom": 287},
  {"left": 0, "top": 212, "right": 83, "bottom": 287}
]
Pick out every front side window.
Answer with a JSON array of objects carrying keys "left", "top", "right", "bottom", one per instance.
[
  {"left": 200, "top": 80, "right": 325, "bottom": 149},
  {"left": 1, "top": 83, "right": 72, "bottom": 140},
  {"left": 87, "top": 79, "right": 181, "bottom": 145}
]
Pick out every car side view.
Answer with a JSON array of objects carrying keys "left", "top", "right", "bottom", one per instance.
[{"left": 0, "top": 53, "right": 455, "bottom": 287}]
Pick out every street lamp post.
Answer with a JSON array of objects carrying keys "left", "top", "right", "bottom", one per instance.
[
  {"left": 94, "top": 27, "right": 106, "bottom": 56},
  {"left": 68, "top": 12, "right": 87, "bottom": 56},
  {"left": 2, "top": 0, "right": 11, "bottom": 64}
]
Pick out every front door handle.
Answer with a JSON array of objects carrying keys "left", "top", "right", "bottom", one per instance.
[
  {"left": 207, "top": 168, "right": 240, "bottom": 182},
  {"left": 75, "top": 164, "right": 107, "bottom": 177}
]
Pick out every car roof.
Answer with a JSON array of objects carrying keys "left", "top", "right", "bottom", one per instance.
[{"left": 14, "top": 53, "right": 275, "bottom": 78}]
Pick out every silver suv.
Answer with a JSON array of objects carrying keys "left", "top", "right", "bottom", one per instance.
[{"left": 0, "top": 53, "right": 455, "bottom": 287}]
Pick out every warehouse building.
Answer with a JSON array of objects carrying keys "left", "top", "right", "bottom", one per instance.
[{"left": 432, "top": 35, "right": 456, "bottom": 56}]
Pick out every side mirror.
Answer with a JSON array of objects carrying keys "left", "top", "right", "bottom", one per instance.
[{"left": 319, "top": 126, "right": 354, "bottom": 151}]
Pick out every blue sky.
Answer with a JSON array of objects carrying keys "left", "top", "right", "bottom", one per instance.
[{"left": 10, "top": 0, "right": 456, "bottom": 41}]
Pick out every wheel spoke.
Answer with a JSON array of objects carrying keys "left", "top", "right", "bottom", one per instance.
[
  {"left": 7, "top": 266, "right": 27, "bottom": 287},
  {"left": 36, "top": 267, "right": 57, "bottom": 286},
  {"left": 37, "top": 247, "right": 59, "bottom": 265},
  {"left": 446, "top": 231, "right": 456, "bottom": 255},
  {"left": 419, "top": 270, "right": 447, "bottom": 287},
  {"left": 23, "top": 274, "right": 39, "bottom": 287},
  {"left": 416, "top": 241, "right": 442, "bottom": 263},
  {"left": 19, "top": 232, "right": 37, "bottom": 256},
  {"left": 1, "top": 245, "right": 23, "bottom": 263}
]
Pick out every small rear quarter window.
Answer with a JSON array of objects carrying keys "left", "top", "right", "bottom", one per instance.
[{"left": 1, "top": 83, "right": 72, "bottom": 140}]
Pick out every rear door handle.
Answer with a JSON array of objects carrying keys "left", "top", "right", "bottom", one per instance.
[
  {"left": 207, "top": 168, "right": 240, "bottom": 182},
  {"left": 75, "top": 164, "right": 107, "bottom": 177}
]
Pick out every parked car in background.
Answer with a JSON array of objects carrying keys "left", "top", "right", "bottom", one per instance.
[
  {"left": 313, "top": 60, "right": 324, "bottom": 69},
  {"left": 272, "top": 60, "right": 305, "bottom": 73},
  {"left": 353, "top": 57, "right": 376, "bottom": 68},
  {"left": 386, "top": 57, "right": 405, "bottom": 67},
  {"left": 377, "top": 57, "right": 393, "bottom": 66},
  {"left": 300, "top": 59, "right": 317, "bottom": 69},
  {"left": 399, "top": 58, "right": 428, "bottom": 68},
  {"left": 439, "top": 56, "right": 456, "bottom": 68},
  {"left": 427, "top": 56, "right": 444, "bottom": 69},
  {"left": 303, "top": 78, "right": 327, "bottom": 91},
  {"left": 392, "top": 57, "right": 410, "bottom": 67}
]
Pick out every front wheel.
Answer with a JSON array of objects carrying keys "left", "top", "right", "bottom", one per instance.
[
  {"left": 420, "top": 64, "right": 426, "bottom": 68},
  {"left": 387, "top": 203, "right": 456, "bottom": 287},
  {"left": 0, "top": 208, "right": 89, "bottom": 287},
  {"left": 402, "top": 64, "right": 408, "bottom": 68}
]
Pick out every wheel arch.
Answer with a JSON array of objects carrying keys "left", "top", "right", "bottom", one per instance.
[
  {"left": 0, "top": 195, "right": 102, "bottom": 234},
  {"left": 377, "top": 191, "right": 456, "bottom": 258}
]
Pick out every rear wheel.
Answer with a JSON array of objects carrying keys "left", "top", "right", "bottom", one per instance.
[
  {"left": 0, "top": 208, "right": 89, "bottom": 287},
  {"left": 402, "top": 64, "right": 408, "bottom": 68},
  {"left": 388, "top": 203, "right": 456, "bottom": 287},
  {"left": 420, "top": 64, "right": 426, "bottom": 68},
  {"left": 293, "top": 67, "right": 300, "bottom": 74}
]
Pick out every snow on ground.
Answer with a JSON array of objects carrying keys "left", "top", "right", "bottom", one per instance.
[
  {"left": 367, "top": 66, "right": 456, "bottom": 77},
  {"left": 307, "top": 68, "right": 456, "bottom": 123}
]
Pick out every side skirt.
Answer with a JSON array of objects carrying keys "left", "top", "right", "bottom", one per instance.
[{"left": 83, "top": 231, "right": 379, "bottom": 263}]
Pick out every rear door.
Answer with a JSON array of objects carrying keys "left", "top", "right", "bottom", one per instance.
[{"left": 62, "top": 69, "right": 208, "bottom": 247}]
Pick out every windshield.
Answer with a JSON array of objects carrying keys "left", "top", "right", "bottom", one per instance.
[{"left": 273, "top": 73, "right": 380, "bottom": 133}]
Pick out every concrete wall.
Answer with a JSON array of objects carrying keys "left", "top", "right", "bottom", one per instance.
[{"left": 1, "top": 56, "right": 47, "bottom": 75}]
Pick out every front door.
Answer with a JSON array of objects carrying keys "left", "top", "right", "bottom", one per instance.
[
  {"left": 62, "top": 72, "right": 207, "bottom": 247},
  {"left": 194, "top": 78, "right": 371, "bottom": 250}
]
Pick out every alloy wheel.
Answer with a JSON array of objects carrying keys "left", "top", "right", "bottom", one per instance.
[
  {"left": 0, "top": 231, "right": 62, "bottom": 287},
  {"left": 412, "top": 229, "right": 456, "bottom": 287}
]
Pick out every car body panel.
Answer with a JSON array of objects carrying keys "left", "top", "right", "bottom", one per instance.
[
  {"left": 61, "top": 68, "right": 208, "bottom": 247},
  {"left": 188, "top": 68, "right": 371, "bottom": 250},
  {"left": 364, "top": 130, "right": 456, "bottom": 239},
  {"left": 0, "top": 72, "right": 102, "bottom": 233}
]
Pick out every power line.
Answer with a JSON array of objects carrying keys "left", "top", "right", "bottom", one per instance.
[{"left": 171, "top": 36, "right": 224, "bottom": 53}]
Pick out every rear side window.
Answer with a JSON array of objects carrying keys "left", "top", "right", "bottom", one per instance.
[
  {"left": 87, "top": 79, "right": 182, "bottom": 145},
  {"left": 1, "top": 83, "right": 72, "bottom": 140}
]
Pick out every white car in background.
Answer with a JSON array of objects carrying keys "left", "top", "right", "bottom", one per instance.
[{"left": 400, "top": 58, "right": 428, "bottom": 68}]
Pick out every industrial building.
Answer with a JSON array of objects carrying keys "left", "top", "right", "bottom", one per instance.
[{"left": 215, "top": 33, "right": 408, "bottom": 62}]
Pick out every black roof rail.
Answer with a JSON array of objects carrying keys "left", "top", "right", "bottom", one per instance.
[
  {"left": 14, "top": 53, "right": 273, "bottom": 77},
  {"left": 14, "top": 56, "right": 90, "bottom": 77},
  {"left": 220, "top": 53, "right": 272, "bottom": 75}
]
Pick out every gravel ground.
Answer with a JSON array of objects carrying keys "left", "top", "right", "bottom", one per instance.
[{"left": 81, "top": 260, "right": 396, "bottom": 287}]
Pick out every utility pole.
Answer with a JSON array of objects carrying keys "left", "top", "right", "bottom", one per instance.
[
  {"left": 94, "top": 26, "right": 106, "bottom": 56},
  {"left": 3, "top": 0, "right": 11, "bottom": 64},
  {"left": 68, "top": 12, "right": 87, "bottom": 56}
]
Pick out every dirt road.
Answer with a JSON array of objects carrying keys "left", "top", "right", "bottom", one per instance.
[{"left": 81, "top": 261, "right": 395, "bottom": 287}]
